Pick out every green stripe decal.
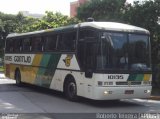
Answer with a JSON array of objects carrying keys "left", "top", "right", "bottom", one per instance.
[
  {"left": 128, "top": 74, "right": 144, "bottom": 81},
  {"left": 128, "top": 74, "right": 136, "bottom": 81},
  {"left": 40, "top": 54, "right": 51, "bottom": 67},
  {"left": 34, "top": 53, "right": 61, "bottom": 88},
  {"left": 135, "top": 74, "right": 144, "bottom": 81},
  {"left": 38, "top": 68, "right": 46, "bottom": 75}
]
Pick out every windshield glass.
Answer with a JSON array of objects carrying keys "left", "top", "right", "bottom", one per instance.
[
  {"left": 97, "top": 32, "right": 128, "bottom": 70},
  {"left": 129, "top": 34, "right": 151, "bottom": 70},
  {"left": 96, "top": 32, "right": 151, "bottom": 71}
]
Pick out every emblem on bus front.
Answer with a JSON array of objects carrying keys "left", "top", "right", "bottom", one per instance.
[{"left": 63, "top": 55, "right": 73, "bottom": 67}]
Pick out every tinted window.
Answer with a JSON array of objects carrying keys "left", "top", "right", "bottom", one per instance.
[
  {"left": 77, "top": 41, "right": 86, "bottom": 70},
  {"left": 79, "top": 30, "right": 97, "bottom": 40},
  {"left": 96, "top": 32, "right": 128, "bottom": 70},
  {"left": 6, "top": 39, "right": 13, "bottom": 52},
  {"left": 85, "top": 42, "right": 97, "bottom": 69},
  {"left": 129, "top": 34, "right": 150, "bottom": 70},
  {"left": 57, "top": 32, "right": 76, "bottom": 51},
  {"left": 31, "top": 37, "right": 42, "bottom": 52},
  {"left": 44, "top": 35, "right": 57, "bottom": 51},
  {"left": 78, "top": 29, "right": 98, "bottom": 70},
  {"left": 13, "top": 39, "right": 22, "bottom": 52},
  {"left": 23, "top": 38, "right": 31, "bottom": 52}
]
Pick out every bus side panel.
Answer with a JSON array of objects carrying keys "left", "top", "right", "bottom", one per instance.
[
  {"left": 20, "top": 66, "right": 35, "bottom": 84},
  {"left": 32, "top": 53, "right": 61, "bottom": 88},
  {"left": 4, "top": 64, "right": 10, "bottom": 78},
  {"left": 49, "top": 54, "right": 95, "bottom": 99},
  {"left": 4, "top": 62, "right": 21, "bottom": 80},
  {"left": 50, "top": 54, "right": 82, "bottom": 91},
  {"left": 4, "top": 53, "right": 61, "bottom": 88},
  {"left": 16, "top": 53, "right": 61, "bottom": 87},
  {"left": 49, "top": 70, "right": 95, "bottom": 99}
]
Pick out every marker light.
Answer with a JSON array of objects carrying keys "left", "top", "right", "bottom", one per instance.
[
  {"left": 98, "top": 81, "right": 103, "bottom": 86},
  {"left": 98, "top": 81, "right": 113, "bottom": 86},
  {"left": 143, "top": 81, "right": 151, "bottom": 85}
]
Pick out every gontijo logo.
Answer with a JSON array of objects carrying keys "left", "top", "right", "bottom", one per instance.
[{"left": 63, "top": 55, "right": 73, "bottom": 67}]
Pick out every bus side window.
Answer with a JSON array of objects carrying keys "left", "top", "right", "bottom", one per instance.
[
  {"left": 78, "top": 29, "right": 97, "bottom": 70},
  {"left": 13, "top": 39, "right": 22, "bottom": 52},
  {"left": 31, "top": 37, "right": 42, "bottom": 52},
  {"left": 57, "top": 31, "right": 76, "bottom": 51},
  {"left": 22, "top": 38, "right": 31, "bottom": 52},
  {"left": 44, "top": 35, "right": 57, "bottom": 51},
  {"left": 6, "top": 39, "right": 13, "bottom": 52}
]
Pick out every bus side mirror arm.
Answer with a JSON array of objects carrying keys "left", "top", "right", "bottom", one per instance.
[{"left": 85, "top": 69, "right": 93, "bottom": 78}]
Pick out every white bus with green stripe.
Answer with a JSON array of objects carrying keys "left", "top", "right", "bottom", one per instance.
[{"left": 4, "top": 22, "right": 152, "bottom": 101}]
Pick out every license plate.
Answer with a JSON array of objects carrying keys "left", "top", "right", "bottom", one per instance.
[{"left": 125, "top": 90, "right": 134, "bottom": 94}]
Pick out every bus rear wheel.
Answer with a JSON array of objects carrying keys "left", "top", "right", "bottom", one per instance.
[
  {"left": 64, "top": 79, "right": 78, "bottom": 101},
  {"left": 15, "top": 70, "right": 21, "bottom": 86}
]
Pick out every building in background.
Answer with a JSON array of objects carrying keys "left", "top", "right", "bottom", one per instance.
[
  {"left": 70, "top": 0, "right": 88, "bottom": 17},
  {"left": 20, "top": 11, "right": 44, "bottom": 18}
]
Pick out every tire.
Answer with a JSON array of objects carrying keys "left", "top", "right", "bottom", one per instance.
[
  {"left": 64, "top": 79, "right": 78, "bottom": 101},
  {"left": 15, "top": 70, "right": 21, "bottom": 86}
]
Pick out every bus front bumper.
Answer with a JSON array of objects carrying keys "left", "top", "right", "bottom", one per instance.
[{"left": 91, "top": 86, "right": 152, "bottom": 100}]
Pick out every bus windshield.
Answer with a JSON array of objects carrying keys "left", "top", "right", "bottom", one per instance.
[
  {"left": 129, "top": 34, "right": 151, "bottom": 71},
  {"left": 96, "top": 32, "right": 151, "bottom": 71}
]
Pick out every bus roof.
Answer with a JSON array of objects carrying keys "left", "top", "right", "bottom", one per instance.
[
  {"left": 79, "top": 22, "right": 149, "bottom": 34},
  {"left": 7, "top": 22, "right": 149, "bottom": 38}
]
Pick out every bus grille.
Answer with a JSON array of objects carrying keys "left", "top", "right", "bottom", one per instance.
[{"left": 116, "top": 81, "right": 141, "bottom": 85}]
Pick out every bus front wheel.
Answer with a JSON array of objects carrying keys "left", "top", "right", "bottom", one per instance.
[
  {"left": 64, "top": 79, "right": 78, "bottom": 101},
  {"left": 15, "top": 70, "right": 21, "bottom": 86}
]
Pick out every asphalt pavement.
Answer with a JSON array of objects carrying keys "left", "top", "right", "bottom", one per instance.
[
  {"left": 0, "top": 73, "right": 160, "bottom": 119},
  {"left": 0, "top": 72, "right": 160, "bottom": 100}
]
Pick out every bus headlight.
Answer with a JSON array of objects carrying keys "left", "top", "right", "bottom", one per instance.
[
  {"left": 104, "top": 91, "right": 108, "bottom": 95},
  {"left": 144, "top": 90, "right": 151, "bottom": 93},
  {"left": 104, "top": 91, "right": 112, "bottom": 95}
]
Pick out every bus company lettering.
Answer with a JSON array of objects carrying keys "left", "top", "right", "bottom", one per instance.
[
  {"left": 5, "top": 56, "right": 12, "bottom": 61},
  {"left": 14, "top": 56, "right": 31, "bottom": 63},
  {"left": 108, "top": 75, "right": 124, "bottom": 79}
]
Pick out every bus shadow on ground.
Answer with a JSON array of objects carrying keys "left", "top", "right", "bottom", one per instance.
[
  {"left": 0, "top": 83, "right": 33, "bottom": 92},
  {"left": 78, "top": 98, "right": 143, "bottom": 108},
  {"left": 18, "top": 83, "right": 143, "bottom": 108},
  {"left": 1, "top": 83, "right": 143, "bottom": 108}
]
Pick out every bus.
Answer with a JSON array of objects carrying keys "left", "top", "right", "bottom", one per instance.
[{"left": 4, "top": 21, "right": 152, "bottom": 101}]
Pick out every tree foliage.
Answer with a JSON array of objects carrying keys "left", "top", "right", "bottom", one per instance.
[
  {"left": 123, "top": 0, "right": 160, "bottom": 65},
  {"left": 77, "top": 0, "right": 127, "bottom": 21},
  {"left": 0, "top": 12, "right": 17, "bottom": 57},
  {"left": 0, "top": 11, "right": 80, "bottom": 57},
  {"left": 27, "top": 11, "right": 80, "bottom": 31}
]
